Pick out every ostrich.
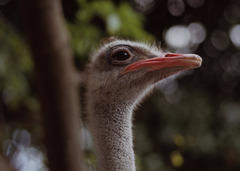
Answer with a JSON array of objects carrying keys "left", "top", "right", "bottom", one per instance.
[{"left": 85, "top": 38, "right": 202, "bottom": 171}]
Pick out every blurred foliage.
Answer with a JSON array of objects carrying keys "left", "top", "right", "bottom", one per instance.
[
  {"left": 1, "top": 0, "right": 240, "bottom": 171},
  {"left": 68, "top": 0, "right": 153, "bottom": 69},
  {"left": 0, "top": 17, "right": 36, "bottom": 110}
]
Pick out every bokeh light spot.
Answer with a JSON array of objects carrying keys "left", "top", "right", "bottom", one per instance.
[
  {"left": 107, "top": 14, "right": 121, "bottom": 34},
  {"left": 164, "top": 25, "right": 191, "bottom": 49},
  {"left": 168, "top": 0, "right": 185, "bottom": 16},
  {"left": 174, "top": 134, "right": 185, "bottom": 147},
  {"left": 229, "top": 24, "right": 240, "bottom": 48},
  {"left": 211, "top": 30, "right": 229, "bottom": 51},
  {"left": 132, "top": 0, "right": 155, "bottom": 13},
  {"left": 3, "top": 129, "right": 47, "bottom": 171},
  {"left": 188, "top": 22, "right": 206, "bottom": 44},
  {"left": 186, "top": 0, "right": 204, "bottom": 8},
  {"left": 170, "top": 150, "right": 184, "bottom": 167}
]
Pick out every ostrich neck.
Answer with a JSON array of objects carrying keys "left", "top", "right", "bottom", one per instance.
[{"left": 89, "top": 97, "right": 136, "bottom": 171}]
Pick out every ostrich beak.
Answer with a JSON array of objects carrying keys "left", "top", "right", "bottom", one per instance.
[{"left": 122, "top": 53, "right": 202, "bottom": 74}]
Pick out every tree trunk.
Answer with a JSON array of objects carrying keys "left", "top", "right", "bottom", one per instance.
[
  {"left": 0, "top": 155, "right": 15, "bottom": 171},
  {"left": 20, "top": 0, "right": 84, "bottom": 171}
]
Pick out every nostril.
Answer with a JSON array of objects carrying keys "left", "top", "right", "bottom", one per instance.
[{"left": 165, "top": 53, "right": 183, "bottom": 57}]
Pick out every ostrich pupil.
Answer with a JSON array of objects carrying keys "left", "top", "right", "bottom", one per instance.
[{"left": 112, "top": 51, "right": 130, "bottom": 61}]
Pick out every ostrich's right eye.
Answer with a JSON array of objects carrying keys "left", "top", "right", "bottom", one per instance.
[
  {"left": 110, "top": 49, "right": 133, "bottom": 65},
  {"left": 112, "top": 51, "right": 131, "bottom": 61}
]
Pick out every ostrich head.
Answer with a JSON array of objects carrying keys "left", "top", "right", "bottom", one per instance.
[{"left": 86, "top": 38, "right": 202, "bottom": 108}]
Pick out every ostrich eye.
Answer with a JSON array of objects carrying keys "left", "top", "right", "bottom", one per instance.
[{"left": 112, "top": 50, "right": 131, "bottom": 61}]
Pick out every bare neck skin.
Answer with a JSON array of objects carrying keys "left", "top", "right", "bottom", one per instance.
[
  {"left": 87, "top": 86, "right": 147, "bottom": 171},
  {"left": 89, "top": 103, "right": 135, "bottom": 170},
  {"left": 87, "top": 76, "right": 152, "bottom": 171}
]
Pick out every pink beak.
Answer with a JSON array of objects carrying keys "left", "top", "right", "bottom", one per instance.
[{"left": 122, "top": 53, "right": 202, "bottom": 74}]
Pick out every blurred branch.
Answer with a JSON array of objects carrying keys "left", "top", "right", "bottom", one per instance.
[{"left": 20, "top": 0, "right": 84, "bottom": 171}]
